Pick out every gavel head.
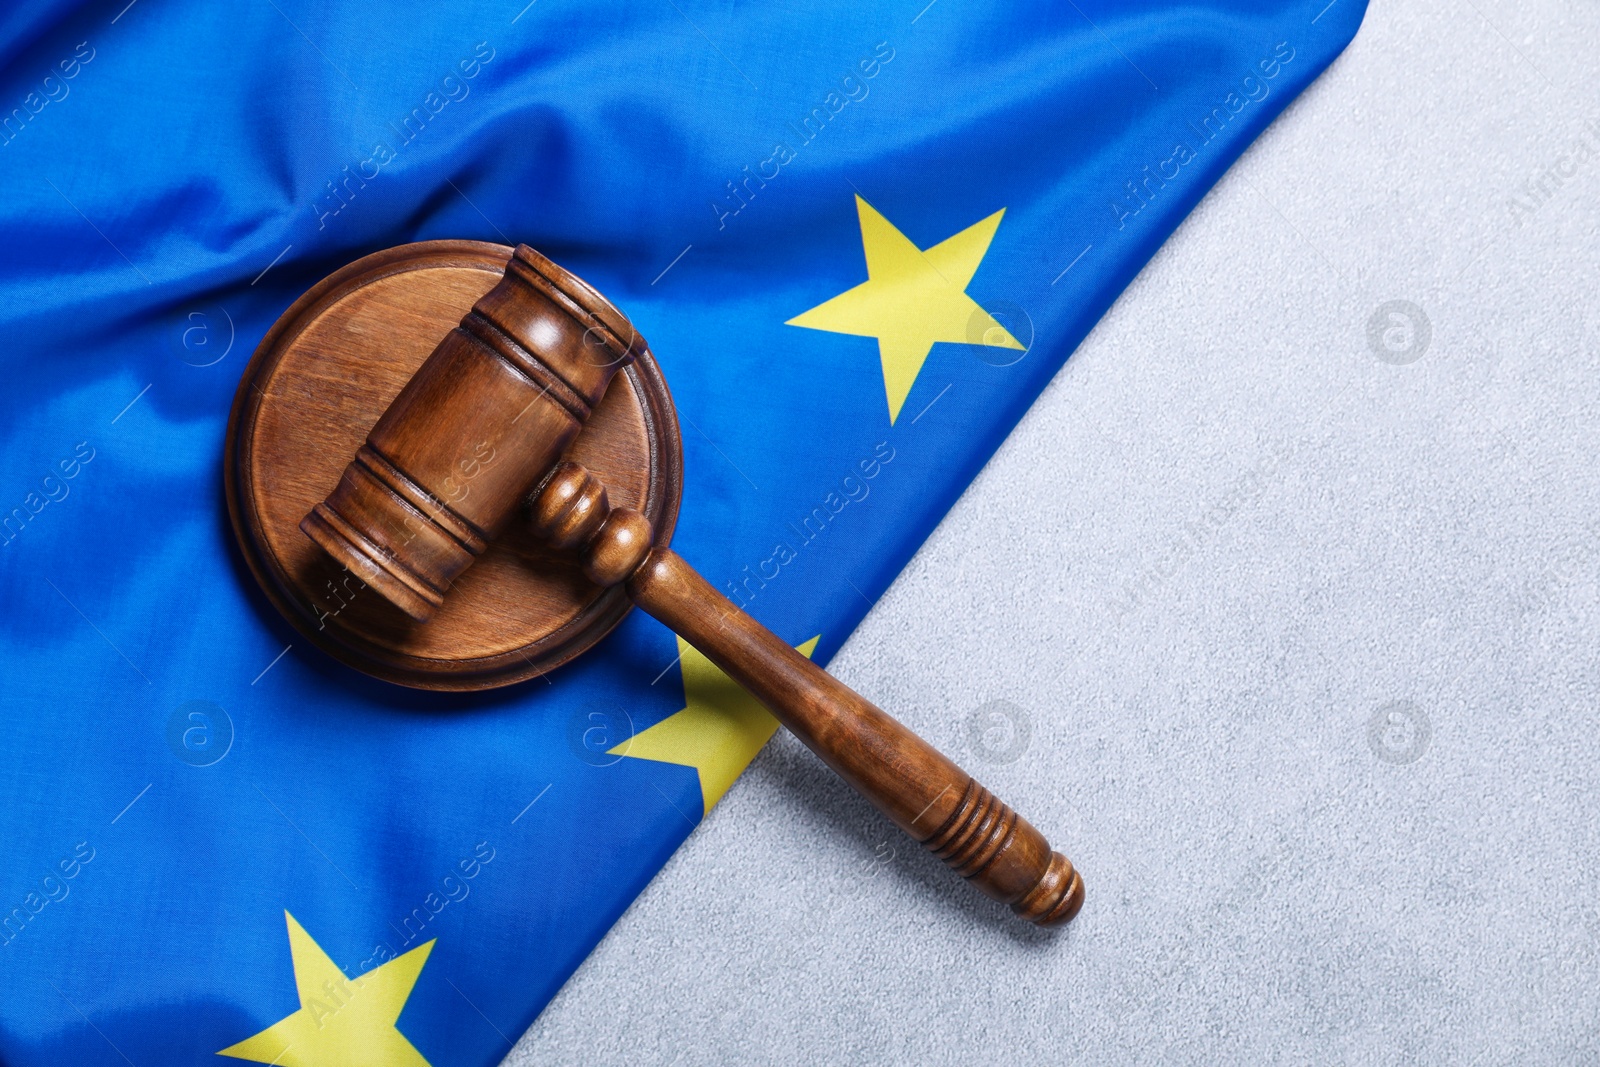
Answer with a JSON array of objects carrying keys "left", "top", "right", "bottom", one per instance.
[{"left": 300, "top": 244, "right": 646, "bottom": 622}]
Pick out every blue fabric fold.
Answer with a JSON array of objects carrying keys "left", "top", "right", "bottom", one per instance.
[{"left": 0, "top": 1, "right": 1364, "bottom": 1062}]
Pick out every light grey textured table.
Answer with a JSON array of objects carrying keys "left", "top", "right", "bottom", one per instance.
[{"left": 508, "top": 1, "right": 1600, "bottom": 1062}]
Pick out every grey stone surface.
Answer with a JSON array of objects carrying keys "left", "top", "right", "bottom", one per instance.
[{"left": 507, "top": 1, "right": 1600, "bottom": 1062}]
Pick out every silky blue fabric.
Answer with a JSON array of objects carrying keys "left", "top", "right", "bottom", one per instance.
[{"left": 0, "top": 1, "right": 1364, "bottom": 1062}]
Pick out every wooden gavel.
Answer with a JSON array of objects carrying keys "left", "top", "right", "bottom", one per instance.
[{"left": 299, "top": 245, "right": 1083, "bottom": 927}]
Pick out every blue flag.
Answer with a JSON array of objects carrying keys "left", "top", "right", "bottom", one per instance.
[{"left": 0, "top": 1, "right": 1364, "bottom": 1062}]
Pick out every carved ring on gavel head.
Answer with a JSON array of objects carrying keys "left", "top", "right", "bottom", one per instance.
[{"left": 225, "top": 240, "right": 1082, "bottom": 928}]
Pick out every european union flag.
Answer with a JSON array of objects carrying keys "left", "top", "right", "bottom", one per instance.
[{"left": 0, "top": 1, "right": 1364, "bottom": 1062}]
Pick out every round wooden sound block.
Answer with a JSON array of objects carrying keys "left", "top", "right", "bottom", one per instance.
[{"left": 226, "top": 240, "right": 681, "bottom": 690}]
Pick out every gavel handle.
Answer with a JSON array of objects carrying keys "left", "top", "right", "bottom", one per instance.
[
  {"left": 531, "top": 463, "right": 1083, "bottom": 927},
  {"left": 630, "top": 549, "right": 1083, "bottom": 925}
]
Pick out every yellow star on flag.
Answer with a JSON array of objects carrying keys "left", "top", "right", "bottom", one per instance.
[
  {"left": 219, "top": 911, "right": 435, "bottom": 1067},
  {"left": 614, "top": 634, "right": 820, "bottom": 814},
  {"left": 787, "top": 195, "right": 1022, "bottom": 423}
]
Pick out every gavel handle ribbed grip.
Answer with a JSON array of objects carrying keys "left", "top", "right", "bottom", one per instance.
[{"left": 626, "top": 548, "right": 1083, "bottom": 927}]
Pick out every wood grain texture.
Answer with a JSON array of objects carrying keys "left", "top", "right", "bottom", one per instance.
[
  {"left": 233, "top": 245, "right": 1081, "bottom": 926},
  {"left": 225, "top": 241, "right": 681, "bottom": 689}
]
